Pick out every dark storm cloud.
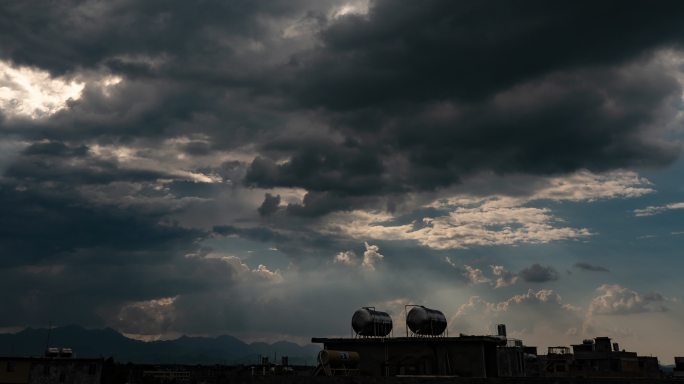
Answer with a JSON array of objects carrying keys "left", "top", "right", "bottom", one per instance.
[
  {"left": 289, "top": 0, "right": 684, "bottom": 109},
  {"left": 0, "top": 0, "right": 316, "bottom": 75},
  {"left": 213, "top": 225, "right": 287, "bottom": 243},
  {"left": 0, "top": 183, "right": 210, "bottom": 326},
  {"left": 574, "top": 262, "right": 610, "bottom": 272},
  {"left": 518, "top": 264, "right": 559, "bottom": 283},
  {"left": 0, "top": 139, "right": 216, "bottom": 327},
  {"left": 243, "top": 0, "right": 684, "bottom": 205},
  {"left": 2, "top": 0, "right": 684, "bottom": 338},
  {"left": 0, "top": 181, "right": 203, "bottom": 268},
  {"left": 0, "top": 250, "right": 248, "bottom": 328},
  {"left": 246, "top": 140, "right": 386, "bottom": 195},
  {"left": 6, "top": 141, "right": 164, "bottom": 185},
  {"left": 258, "top": 193, "right": 281, "bottom": 216}
]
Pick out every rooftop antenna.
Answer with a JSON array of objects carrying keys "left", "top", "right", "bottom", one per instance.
[{"left": 45, "top": 321, "right": 53, "bottom": 354}]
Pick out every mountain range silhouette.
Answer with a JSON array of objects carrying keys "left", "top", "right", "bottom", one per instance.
[{"left": 0, "top": 325, "right": 320, "bottom": 365}]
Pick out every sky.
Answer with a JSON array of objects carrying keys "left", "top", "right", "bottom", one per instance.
[{"left": 1, "top": 0, "right": 684, "bottom": 363}]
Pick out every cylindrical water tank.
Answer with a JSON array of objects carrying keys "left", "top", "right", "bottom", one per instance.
[
  {"left": 497, "top": 324, "right": 507, "bottom": 337},
  {"left": 406, "top": 306, "right": 447, "bottom": 336},
  {"left": 318, "top": 350, "right": 360, "bottom": 367},
  {"left": 351, "top": 307, "right": 393, "bottom": 337}
]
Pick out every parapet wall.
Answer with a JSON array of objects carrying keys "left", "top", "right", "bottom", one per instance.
[{"left": 209, "top": 377, "right": 684, "bottom": 384}]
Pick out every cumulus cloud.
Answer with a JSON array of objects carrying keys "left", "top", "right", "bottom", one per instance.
[
  {"left": 574, "top": 262, "right": 610, "bottom": 272},
  {"left": 114, "top": 297, "right": 177, "bottom": 336},
  {"left": 332, "top": 243, "right": 383, "bottom": 271},
  {"left": 361, "top": 242, "right": 383, "bottom": 271},
  {"left": 634, "top": 202, "right": 684, "bottom": 217},
  {"left": 463, "top": 265, "right": 490, "bottom": 285},
  {"left": 491, "top": 265, "right": 519, "bottom": 288},
  {"left": 451, "top": 263, "right": 560, "bottom": 288},
  {"left": 449, "top": 289, "right": 582, "bottom": 340},
  {"left": 431, "top": 170, "right": 654, "bottom": 210},
  {"left": 319, "top": 169, "right": 657, "bottom": 250},
  {"left": 0, "top": 60, "right": 85, "bottom": 119},
  {"left": 494, "top": 289, "right": 563, "bottom": 312},
  {"left": 326, "top": 203, "right": 591, "bottom": 250},
  {"left": 258, "top": 193, "right": 281, "bottom": 216},
  {"left": 252, "top": 264, "right": 284, "bottom": 283},
  {"left": 529, "top": 170, "right": 654, "bottom": 202},
  {"left": 518, "top": 264, "right": 560, "bottom": 283},
  {"left": 333, "top": 250, "right": 357, "bottom": 266},
  {"left": 589, "top": 284, "right": 667, "bottom": 315}
]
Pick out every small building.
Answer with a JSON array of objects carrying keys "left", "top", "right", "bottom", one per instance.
[
  {"left": 0, "top": 358, "right": 32, "bottom": 384},
  {"left": 529, "top": 337, "right": 661, "bottom": 379},
  {"left": 673, "top": 356, "right": 684, "bottom": 378},
  {"left": 539, "top": 346, "right": 573, "bottom": 376},
  {"left": 141, "top": 368, "right": 191, "bottom": 384},
  {"left": 0, "top": 357, "right": 104, "bottom": 384},
  {"left": 497, "top": 339, "right": 526, "bottom": 377},
  {"left": 570, "top": 336, "right": 660, "bottom": 378},
  {"left": 311, "top": 335, "right": 503, "bottom": 377}
]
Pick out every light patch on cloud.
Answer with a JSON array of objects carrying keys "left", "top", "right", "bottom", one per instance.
[
  {"left": 89, "top": 144, "right": 224, "bottom": 184},
  {"left": 202, "top": 254, "right": 283, "bottom": 283},
  {"left": 463, "top": 265, "right": 490, "bottom": 285},
  {"left": 431, "top": 170, "right": 653, "bottom": 209},
  {"left": 588, "top": 284, "right": 667, "bottom": 315},
  {"left": 491, "top": 265, "right": 519, "bottom": 288},
  {"left": 451, "top": 289, "right": 566, "bottom": 320},
  {"left": 449, "top": 289, "right": 581, "bottom": 340},
  {"left": 531, "top": 170, "right": 654, "bottom": 202},
  {"left": 0, "top": 60, "right": 85, "bottom": 119},
  {"left": 332, "top": 243, "right": 384, "bottom": 271},
  {"left": 334, "top": 250, "right": 357, "bottom": 266},
  {"left": 493, "top": 289, "right": 563, "bottom": 312},
  {"left": 115, "top": 296, "right": 177, "bottom": 336},
  {"left": 77, "top": 181, "right": 210, "bottom": 212},
  {"left": 330, "top": 0, "right": 370, "bottom": 19},
  {"left": 323, "top": 170, "right": 648, "bottom": 250},
  {"left": 326, "top": 205, "right": 591, "bottom": 250},
  {"left": 361, "top": 242, "right": 384, "bottom": 271},
  {"left": 453, "top": 263, "right": 557, "bottom": 288},
  {"left": 634, "top": 202, "right": 684, "bottom": 217},
  {"left": 252, "top": 264, "right": 284, "bottom": 283}
]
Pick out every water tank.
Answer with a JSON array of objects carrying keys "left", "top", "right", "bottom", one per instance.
[
  {"left": 406, "top": 306, "right": 447, "bottom": 336},
  {"left": 318, "top": 350, "right": 360, "bottom": 367},
  {"left": 351, "top": 307, "right": 393, "bottom": 337},
  {"left": 59, "top": 348, "right": 73, "bottom": 358},
  {"left": 497, "top": 324, "right": 507, "bottom": 337},
  {"left": 594, "top": 337, "right": 612, "bottom": 352}
]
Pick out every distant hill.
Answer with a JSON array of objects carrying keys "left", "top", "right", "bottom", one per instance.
[{"left": 0, "top": 325, "right": 320, "bottom": 365}]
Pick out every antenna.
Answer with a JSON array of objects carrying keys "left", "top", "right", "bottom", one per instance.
[{"left": 45, "top": 321, "right": 53, "bottom": 352}]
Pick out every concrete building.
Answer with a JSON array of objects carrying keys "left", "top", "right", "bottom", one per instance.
[
  {"left": 538, "top": 346, "right": 574, "bottom": 377},
  {"left": 569, "top": 337, "right": 660, "bottom": 378},
  {"left": 496, "top": 339, "right": 526, "bottom": 377},
  {"left": 673, "top": 356, "right": 684, "bottom": 378},
  {"left": 0, "top": 357, "right": 104, "bottom": 384},
  {"left": 527, "top": 337, "right": 662, "bottom": 379},
  {"left": 311, "top": 335, "right": 503, "bottom": 377}
]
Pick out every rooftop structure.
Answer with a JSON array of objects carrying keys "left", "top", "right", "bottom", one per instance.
[{"left": 312, "top": 335, "right": 503, "bottom": 377}]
